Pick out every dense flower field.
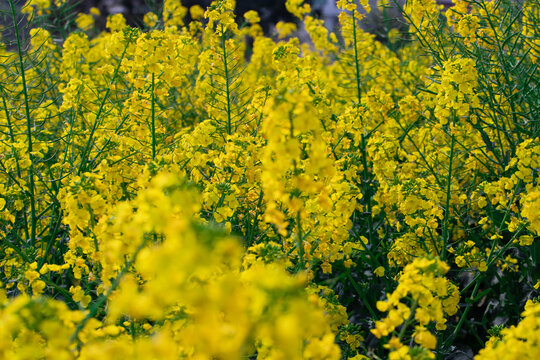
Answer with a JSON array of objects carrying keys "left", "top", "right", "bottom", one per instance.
[{"left": 0, "top": 0, "right": 539, "bottom": 358}]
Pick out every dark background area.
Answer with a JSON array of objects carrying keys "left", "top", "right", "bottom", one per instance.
[
  {"left": 69, "top": 0, "right": 408, "bottom": 39},
  {"left": 0, "top": 1, "right": 413, "bottom": 48},
  {"left": 85, "top": 0, "right": 299, "bottom": 34},
  {"left": 0, "top": 0, "right": 299, "bottom": 38},
  {"left": 0, "top": 0, "right": 305, "bottom": 48}
]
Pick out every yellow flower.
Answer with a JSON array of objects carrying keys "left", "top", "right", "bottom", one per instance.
[
  {"left": 414, "top": 326, "right": 437, "bottom": 349},
  {"left": 321, "top": 261, "right": 333, "bottom": 274},
  {"left": 106, "top": 13, "right": 127, "bottom": 32},
  {"left": 244, "top": 10, "right": 260, "bottom": 24},
  {"left": 374, "top": 266, "right": 385, "bottom": 277},
  {"left": 190, "top": 5, "right": 204, "bottom": 20},
  {"left": 286, "top": 0, "right": 311, "bottom": 19},
  {"left": 143, "top": 12, "right": 158, "bottom": 28},
  {"left": 76, "top": 13, "right": 94, "bottom": 31}
]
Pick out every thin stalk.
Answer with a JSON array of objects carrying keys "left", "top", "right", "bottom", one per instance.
[
  {"left": 77, "top": 38, "right": 131, "bottom": 175},
  {"left": 360, "top": 134, "right": 374, "bottom": 244},
  {"left": 346, "top": 269, "right": 379, "bottom": 320},
  {"left": 151, "top": 72, "right": 156, "bottom": 161},
  {"left": 70, "top": 238, "right": 147, "bottom": 345},
  {"left": 9, "top": 0, "right": 37, "bottom": 247},
  {"left": 1, "top": 86, "right": 31, "bottom": 242},
  {"left": 352, "top": 9, "right": 362, "bottom": 105},
  {"left": 392, "top": 114, "right": 445, "bottom": 186},
  {"left": 245, "top": 191, "right": 264, "bottom": 247},
  {"left": 296, "top": 212, "right": 305, "bottom": 270},
  {"left": 37, "top": 208, "right": 62, "bottom": 270},
  {"left": 441, "top": 133, "right": 455, "bottom": 260},
  {"left": 481, "top": 3, "right": 521, "bottom": 152},
  {"left": 130, "top": 321, "right": 137, "bottom": 341},
  {"left": 460, "top": 223, "right": 526, "bottom": 296},
  {"left": 2, "top": 234, "right": 31, "bottom": 263},
  {"left": 398, "top": 300, "right": 418, "bottom": 341},
  {"left": 350, "top": 10, "right": 376, "bottom": 245},
  {"left": 252, "top": 88, "right": 269, "bottom": 137},
  {"left": 444, "top": 280, "right": 481, "bottom": 348},
  {"left": 452, "top": 186, "right": 525, "bottom": 346},
  {"left": 220, "top": 25, "right": 233, "bottom": 135}
]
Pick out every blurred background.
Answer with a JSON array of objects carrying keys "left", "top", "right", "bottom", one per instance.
[
  {"left": 0, "top": 1, "right": 413, "bottom": 47},
  {"left": 73, "top": 0, "right": 415, "bottom": 40},
  {"left": 1, "top": 1, "right": 457, "bottom": 49}
]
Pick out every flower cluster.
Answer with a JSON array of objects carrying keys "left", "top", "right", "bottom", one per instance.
[
  {"left": 476, "top": 300, "right": 540, "bottom": 360},
  {"left": 0, "top": 0, "right": 538, "bottom": 359},
  {"left": 372, "top": 258, "right": 459, "bottom": 354}
]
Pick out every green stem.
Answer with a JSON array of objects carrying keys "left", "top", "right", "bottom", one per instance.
[
  {"left": 42, "top": 277, "right": 78, "bottom": 308},
  {"left": 346, "top": 270, "right": 379, "bottom": 320},
  {"left": 351, "top": 10, "right": 375, "bottom": 245},
  {"left": 444, "top": 280, "right": 480, "bottom": 348},
  {"left": 360, "top": 134, "right": 374, "bottom": 244},
  {"left": 352, "top": 9, "right": 362, "bottom": 105},
  {"left": 9, "top": 0, "right": 37, "bottom": 247},
  {"left": 220, "top": 25, "right": 233, "bottom": 135},
  {"left": 441, "top": 133, "right": 455, "bottom": 260},
  {"left": 296, "top": 212, "right": 305, "bottom": 270},
  {"left": 70, "top": 239, "right": 147, "bottom": 345},
  {"left": 151, "top": 72, "right": 156, "bottom": 161},
  {"left": 78, "top": 37, "right": 131, "bottom": 175},
  {"left": 398, "top": 299, "right": 418, "bottom": 341},
  {"left": 1, "top": 86, "right": 31, "bottom": 243},
  {"left": 130, "top": 321, "right": 137, "bottom": 341},
  {"left": 460, "top": 224, "right": 525, "bottom": 296}
]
